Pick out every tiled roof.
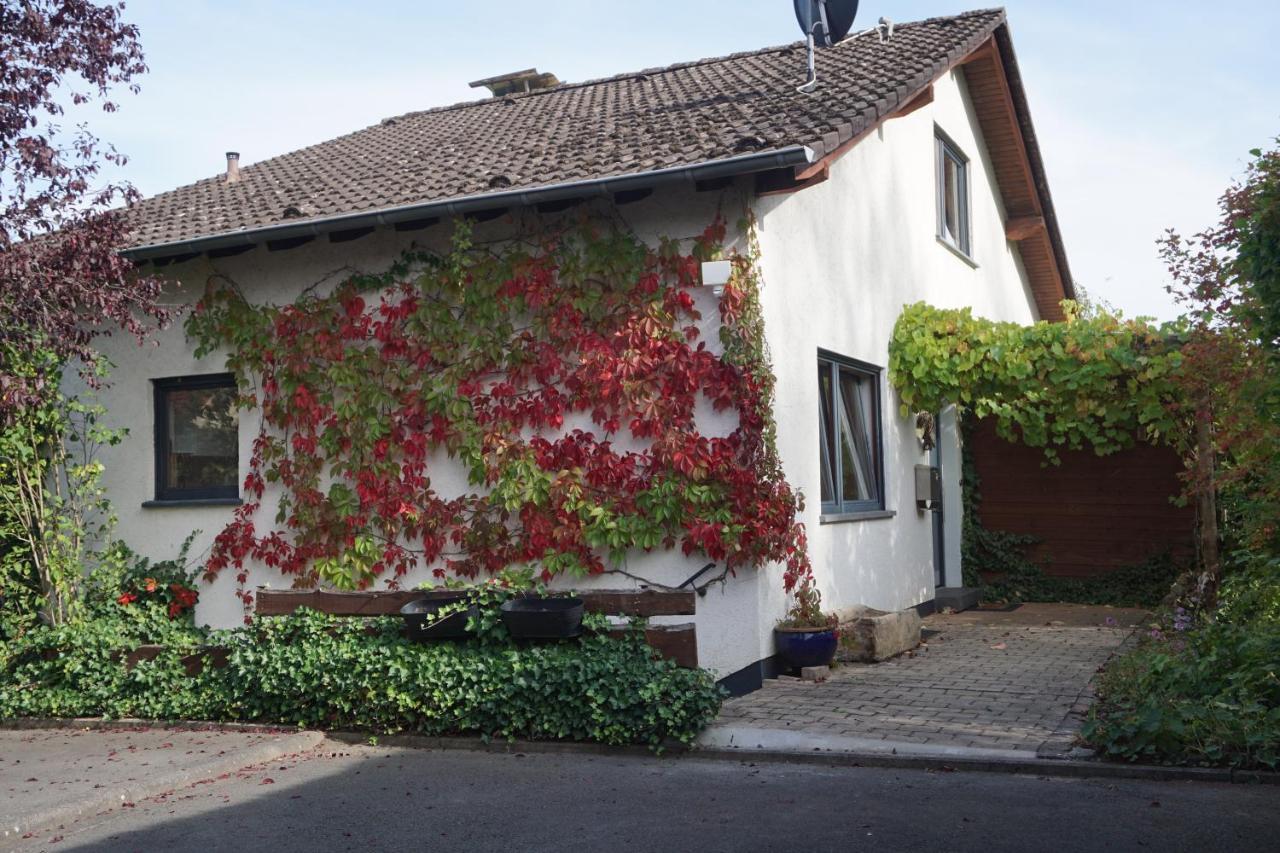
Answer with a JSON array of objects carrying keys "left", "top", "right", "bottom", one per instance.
[{"left": 125, "top": 9, "right": 1008, "bottom": 251}]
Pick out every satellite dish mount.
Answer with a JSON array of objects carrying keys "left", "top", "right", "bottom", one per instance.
[{"left": 792, "top": 0, "right": 859, "bottom": 94}]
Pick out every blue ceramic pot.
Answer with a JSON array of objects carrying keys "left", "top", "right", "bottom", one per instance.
[{"left": 774, "top": 627, "right": 838, "bottom": 670}]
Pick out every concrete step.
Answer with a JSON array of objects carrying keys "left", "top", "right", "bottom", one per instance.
[{"left": 934, "top": 587, "right": 981, "bottom": 612}]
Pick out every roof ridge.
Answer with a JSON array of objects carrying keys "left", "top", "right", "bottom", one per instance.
[
  {"left": 373, "top": 7, "right": 1007, "bottom": 126},
  {"left": 171, "top": 8, "right": 1004, "bottom": 193}
]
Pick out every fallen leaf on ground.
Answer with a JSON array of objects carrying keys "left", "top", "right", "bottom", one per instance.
[{"left": 990, "top": 642, "right": 1008, "bottom": 650}]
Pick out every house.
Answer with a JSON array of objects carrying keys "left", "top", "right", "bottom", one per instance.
[{"left": 85, "top": 9, "right": 1071, "bottom": 692}]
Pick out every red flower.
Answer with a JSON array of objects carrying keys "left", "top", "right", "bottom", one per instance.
[
  {"left": 117, "top": 592, "right": 137, "bottom": 606},
  {"left": 142, "top": 577, "right": 158, "bottom": 593},
  {"left": 164, "top": 583, "right": 199, "bottom": 619}
]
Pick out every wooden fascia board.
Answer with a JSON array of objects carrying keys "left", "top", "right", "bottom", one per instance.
[
  {"left": 983, "top": 28, "right": 1072, "bottom": 312},
  {"left": 794, "top": 127, "right": 876, "bottom": 183},
  {"left": 788, "top": 34, "right": 1011, "bottom": 187},
  {"left": 790, "top": 88, "right": 937, "bottom": 185},
  {"left": 756, "top": 163, "right": 830, "bottom": 197},
  {"left": 888, "top": 84, "right": 934, "bottom": 121},
  {"left": 1005, "top": 214, "right": 1046, "bottom": 241},
  {"left": 960, "top": 37, "right": 997, "bottom": 66},
  {"left": 992, "top": 24, "right": 1074, "bottom": 304},
  {"left": 760, "top": 23, "right": 1072, "bottom": 320},
  {"left": 968, "top": 37, "right": 1042, "bottom": 216}
]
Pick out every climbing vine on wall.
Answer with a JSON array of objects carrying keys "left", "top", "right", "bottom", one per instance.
[
  {"left": 889, "top": 302, "right": 1200, "bottom": 600},
  {"left": 186, "top": 218, "right": 809, "bottom": 609},
  {"left": 888, "top": 302, "right": 1187, "bottom": 460}
]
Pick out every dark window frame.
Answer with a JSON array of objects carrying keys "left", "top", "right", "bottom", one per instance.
[
  {"left": 817, "top": 350, "right": 886, "bottom": 515},
  {"left": 152, "top": 373, "right": 240, "bottom": 502},
  {"left": 935, "top": 128, "right": 972, "bottom": 257}
]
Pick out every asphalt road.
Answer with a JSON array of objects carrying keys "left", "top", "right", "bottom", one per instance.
[{"left": 5, "top": 745, "right": 1276, "bottom": 852}]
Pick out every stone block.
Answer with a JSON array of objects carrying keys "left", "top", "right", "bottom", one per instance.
[
  {"left": 800, "top": 665, "right": 830, "bottom": 682},
  {"left": 835, "top": 606, "right": 922, "bottom": 663}
]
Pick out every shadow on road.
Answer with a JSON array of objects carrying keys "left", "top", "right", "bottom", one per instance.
[{"left": 16, "top": 746, "right": 1272, "bottom": 853}]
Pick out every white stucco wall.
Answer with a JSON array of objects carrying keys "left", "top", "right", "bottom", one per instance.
[
  {"left": 750, "top": 67, "right": 1041, "bottom": 630},
  {"left": 77, "top": 65, "right": 1046, "bottom": 683}
]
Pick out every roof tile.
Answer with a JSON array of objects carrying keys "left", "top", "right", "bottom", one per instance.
[{"left": 125, "top": 9, "right": 1006, "bottom": 249}]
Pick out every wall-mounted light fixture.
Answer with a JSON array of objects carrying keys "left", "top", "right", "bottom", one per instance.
[{"left": 700, "top": 260, "right": 733, "bottom": 296}]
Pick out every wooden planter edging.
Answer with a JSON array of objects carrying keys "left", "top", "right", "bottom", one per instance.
[
  {"left": 604, "top": 623, "right": 697, "bottom": 668},
  {"left": 253, "top": 588, "right": 699, "bottom": 668},
  {"left": 123, "top": 644, "right": 229, "bottom": 676},
  {"left": 254, "top": 588, "right": 696, "bottom": 617}
]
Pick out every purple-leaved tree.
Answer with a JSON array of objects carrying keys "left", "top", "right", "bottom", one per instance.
[{"left": 0, "top": 0, "right": 168, "bottom": 413}]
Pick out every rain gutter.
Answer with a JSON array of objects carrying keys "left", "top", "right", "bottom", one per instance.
[{"left": 123, "top": 145, "right": 817, "bottom": 261}]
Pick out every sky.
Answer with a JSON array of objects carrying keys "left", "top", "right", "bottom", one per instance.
[{"left": 77, "top": 1, "right": 1280, "bottom": 321}]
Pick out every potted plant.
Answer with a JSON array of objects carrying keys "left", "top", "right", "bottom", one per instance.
[
  {"left": 500, "top": 594, "right": 585, "bottom": 639},
  {"left": 774, "top": 576, "right": 839, "bottom": 670},
  {"left": 495, "top": 567, "right": 584, "bottom": 640},
  {"left": 399, "top": 590, "right": 476, "bottom": 642}
]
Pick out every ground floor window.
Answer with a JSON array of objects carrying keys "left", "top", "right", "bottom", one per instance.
[
  {"left": 818, "top": 351, "right": 884, "bottom": 514},
  {"left": 153, "top": 374, "right": 239, "bottom": 501}
]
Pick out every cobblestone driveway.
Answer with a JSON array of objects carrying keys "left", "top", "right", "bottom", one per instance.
[{"left": 713, "top": 604, "right": 1148, "bottom": 757}]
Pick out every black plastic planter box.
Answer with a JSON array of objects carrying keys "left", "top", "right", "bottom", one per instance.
[
  {"left": 400, "top": 595, "right": 477, "bottom": 641},
  {"left": 499, "top": 596, "right": 584, "bottom": 639}
]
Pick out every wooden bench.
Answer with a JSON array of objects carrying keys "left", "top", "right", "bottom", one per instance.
[{"left": 254, "top": 588, "right": 699, "bottom": 668}]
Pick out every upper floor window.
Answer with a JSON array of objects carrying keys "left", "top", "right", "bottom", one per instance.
[
  {"left": 936, "top": 130, "right": 971, "bottom": 257},
  {"left": 153, "top": 374, "right": 239, "bottom": 501},
  {"left": 818, "top": 352, "right": 885, "bottom": 515}
]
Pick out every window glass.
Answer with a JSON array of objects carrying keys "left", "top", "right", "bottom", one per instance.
[
  {"left": 817, "top": 356, "right": 883, "bottom": 513},
  {"left": 837, "top": 369, "right": 877, "bottom": 504},
  {"left": 942, "top": 155, "right": 960, "bottom": 243},
  {"left": 155, "top": 376, "right": 239, "bottom": 499},
  {"left": 818, "top": 364, "right": 836, "bottom": 504},
  {"left": 937, "top": 133, "right": 971, "bottom": 256}
]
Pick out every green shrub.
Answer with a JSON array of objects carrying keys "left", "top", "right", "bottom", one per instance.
[
  {"left": 1083, "top": 619, "right": 1280, "bottom": 768},
  {"left": 0, "top": 609, "right": 724, "bottom": 749},
  {"left": 0, "top": 602, "right": 214, "bottom": 720},
  {"left": 1218, "top": 551, "right": 1280, "bottom": 627}
]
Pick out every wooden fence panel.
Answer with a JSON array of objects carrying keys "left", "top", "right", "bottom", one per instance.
[{"left": 969, "top": 418, "right": 1194, "bottom": 577}]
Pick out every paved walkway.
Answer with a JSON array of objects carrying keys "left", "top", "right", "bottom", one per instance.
[
  {"left": 0, "top": 726, "right": 322, "bottom": 841},
  {"left": 707, "top": 604, "right": 1148, "bottom": 759}
]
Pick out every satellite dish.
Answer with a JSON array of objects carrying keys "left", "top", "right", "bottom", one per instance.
[
  {"left": 793, "top": 0, "right": 859, "bottom": 47},
  {"left": 792, "top": 0, "right": 859, "bottom": 93}
]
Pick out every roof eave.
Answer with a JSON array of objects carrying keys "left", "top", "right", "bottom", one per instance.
[
  {"left": 123, "top": 145, "right": 817, "bottom": 262},
  {"left": 992, "top": 23, "right": 1074, "bottom": 302}
]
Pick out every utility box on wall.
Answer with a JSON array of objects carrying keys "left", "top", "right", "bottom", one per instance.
[{"left": 915, "top": 464, "right": 942, "bottom": 512}]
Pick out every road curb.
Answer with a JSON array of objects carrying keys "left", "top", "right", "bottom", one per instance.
[
  {"left": 0, "top": 717, "right": 295, "bottom": 735},
  {"left": 322, "top": 730, "right": 1277, "bottom": 785},
  {"left": 688, "top": 745, "right": 1255, "bottom": 784},
  {"left": 4, "top": 719, "right": 1273, "bottom": 811},
  {"left": 2, "top": 727, "right": 325, "bottom": 841},
  {"left": 324, "top": 729, "right": 664, "bottom": 759}
]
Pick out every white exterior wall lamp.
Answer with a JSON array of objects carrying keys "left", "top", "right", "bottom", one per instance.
[{"left": 699, "top": 259, "right": 733, "bottom": 296}]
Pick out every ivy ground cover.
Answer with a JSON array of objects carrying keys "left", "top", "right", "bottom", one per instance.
[{"left": 0, "top": 606, "right": 724, "bottom": 748}]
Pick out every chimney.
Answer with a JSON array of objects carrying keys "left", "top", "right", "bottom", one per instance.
[
  {"left": 225, "top": 151, "right": 241, "bottom": 184},
  {"left": 468, "top": 69, "right": 560, "bottom": 97}
]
